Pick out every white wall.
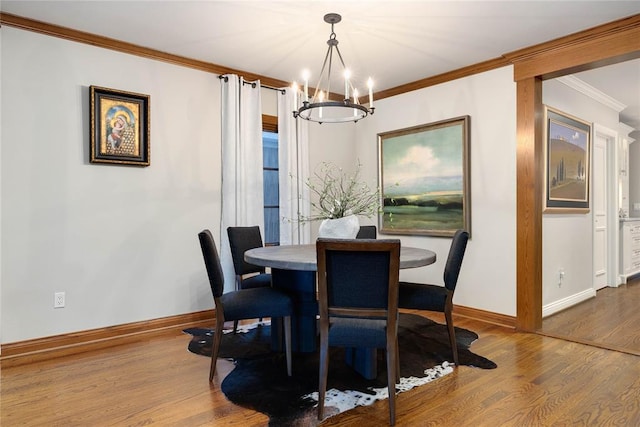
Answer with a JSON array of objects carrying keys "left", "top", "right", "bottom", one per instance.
[
  {"left": 1, "top": 27, "right": 568, "bottom": 342},
  {"left": 306, "top": 122, "right": 357, "bottom": 236},
  {"left": 541, "top": 79, "right": 621, "bottom": 310},
  {"left": 1, "top": 28, "right": 220, "bottom": 343},
  {"left": 261, "top": 86, "right": 279, "bottom": 116},
  {"left": 0, "top": 27, "right": 3, "bottom": 350},
  {"left": 354, "top": 67, "right": 518, "bottom": 316}
]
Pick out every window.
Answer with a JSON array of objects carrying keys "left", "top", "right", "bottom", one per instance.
[{"left": 262, "top": 116, "right": 279, "bottom": 245}]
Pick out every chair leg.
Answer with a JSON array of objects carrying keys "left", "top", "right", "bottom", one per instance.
[
  {"left": 395, "top": 336, "right": 400, "bottom": 383},
  {"left": 317, "top": 335, "right": 330, "bottom": 421},
  {"left": 284, "top": 316, "right": 292, "bottom": 376},
  {"left": 444, "top": 307, "right": 459, "bottom": 365},
  {"left": 209, "top": 317, "right": 225, "bottom": 382},
  {"left": 386, "top": 341, "right": 397, "bottom": 426},
  {"left": 232, "top": 320, "right": 239, "bottom": 334}
]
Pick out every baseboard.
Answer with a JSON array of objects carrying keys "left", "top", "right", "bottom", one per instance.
[
  {"left": 542, "top": 288, "right": 596, "bottom": 318},
  {"left": 1, "top": 305, "right": 514, "bottom": 366},
  {"left": 0, "top": 310, "right": 214, "bottom": 367},
  {"left": 453, "top": 305, "right": 516, "bottom": 329}
]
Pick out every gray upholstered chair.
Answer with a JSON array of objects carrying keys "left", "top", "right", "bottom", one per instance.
[
  {"left": 227, "top": 226, "right": 272, "bottom": 290},
  {"left": 398, "top": 229, "right": 469, "bottom": 365},
  {"left": 356, "top": 225, "right": 377, "bottom": 239},
  {"left": 316, "top": 238, "right": 401, "bottom": 425},
  {"left": 198, "top": 229, "right": 292, "bottom": 381}
]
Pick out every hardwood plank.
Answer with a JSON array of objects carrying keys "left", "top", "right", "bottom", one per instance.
[
  {"left": 3, "top": 312, "right": 640, "bottom": 426},
  {"left": 541, "top": 277, "right": 640, "bottom": 354},
  {"left": 1, "top": 324, "right": 268, "bottom": 426},
  {"left": 323, "top": 318, "right": 640, "bottom": 426}
]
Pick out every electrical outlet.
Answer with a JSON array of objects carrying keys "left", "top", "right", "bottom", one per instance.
[
  {"left": 558, "top": 269, "right": 565, "bottom": 287},
  {"left": 54, "top": 292, "right": 65, "bottom": 308}
]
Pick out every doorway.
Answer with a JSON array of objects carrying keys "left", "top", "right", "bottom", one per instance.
[
  {"left": 592, "top": 128, "right": 608, "bottom": 291},
  {"left": 514, "top": 15, "right": 640, "bottom": 332},
  {"left": 538, "top": 97, "right": 638, "bottom": 353},
  {"left": 593, "top": 124, "right": 619, "bottom": 291}
]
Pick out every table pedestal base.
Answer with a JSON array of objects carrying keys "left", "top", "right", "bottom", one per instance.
[
  {"left": 270, "top": 269, "right": 379, "bottom": 379},
  {"left": 270, "top": 269, "right": 318, "bottom": 353},
  {"left": 345, "top": 348, "right": 378, "bottom": 380}
]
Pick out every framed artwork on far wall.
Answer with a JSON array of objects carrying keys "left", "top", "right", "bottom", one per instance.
[
  {"left": 377, "top": 116, "right": 471, "bottom": 237},
  {"left": 90, "top": 86, "right": 150, "bottom": 166},
  {"left": 544, "top": 106, "right": 591, "bottom": 213}
]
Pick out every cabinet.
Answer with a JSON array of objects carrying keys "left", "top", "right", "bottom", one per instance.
[{"left": 620, "top": 219, "right": 640, "bottom": 283}]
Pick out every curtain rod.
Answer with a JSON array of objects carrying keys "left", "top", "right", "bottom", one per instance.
[{"left": 218, "top": 75, "right": 286, "bottom": 94}]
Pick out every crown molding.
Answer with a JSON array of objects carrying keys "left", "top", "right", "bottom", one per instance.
[
  {"left": 0, "top": 12, "right": 291, "bottom": 89},
  {"left": 2, "top": 11, "right": 638, "bottom": 105},
  {"left": 556, "top": 75, "right": 626, "bottom": 112}
]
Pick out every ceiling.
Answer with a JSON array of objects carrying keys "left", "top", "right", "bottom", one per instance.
[
  {"left": 574, "top": 59, "right": 640, "bottom": 136},
  {"left": 2, "top": 1, "right": 639, "bottom": 133}
]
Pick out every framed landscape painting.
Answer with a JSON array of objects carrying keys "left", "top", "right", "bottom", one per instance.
[
  {"left": 378, "top": 116, "right": 471, "bottom": 237},
  {"left": 90, "top": 86, "right": 150, "bottom": 166},
  {"left": 543, "top": 106, "right": 591, "bottom": 213}
]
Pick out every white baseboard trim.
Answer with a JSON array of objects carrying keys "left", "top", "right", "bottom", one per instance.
[{"left": 542, "top": 288, "right": 596, "bottom": 318}]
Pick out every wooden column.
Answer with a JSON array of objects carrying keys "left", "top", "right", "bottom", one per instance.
[{"left": 516, "top": 78, "right": 543, "bottom": 331}]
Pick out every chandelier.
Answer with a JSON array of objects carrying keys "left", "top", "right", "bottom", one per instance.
[{"left": 292, "top": 13, "right": 374, "bottom": 124}]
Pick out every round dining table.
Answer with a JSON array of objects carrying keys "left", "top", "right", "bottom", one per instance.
[
  {"left": 245, "top": 243, "right": 436, "bottom": 379},
  {"left": 245, "top": 244, "right": 436, "bottom": 271}
]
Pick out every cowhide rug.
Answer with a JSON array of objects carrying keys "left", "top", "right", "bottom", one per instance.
[{"left": 184, "top": 313, "right": 496, "bottom": 426}]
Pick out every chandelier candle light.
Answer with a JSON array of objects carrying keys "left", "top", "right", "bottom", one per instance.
[{"left": 292, "top": 13, "right": 375, "bottom": 124}]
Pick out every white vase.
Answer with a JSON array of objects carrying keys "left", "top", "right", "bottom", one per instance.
[{"left": 318, "top": 215, "right": 360, "bottom": 239}]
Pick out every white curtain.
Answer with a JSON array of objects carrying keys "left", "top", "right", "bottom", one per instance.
[
  {"left": 220, "top": 75, "right": 264, "bottom": 291},
  {"left": 278, "top": 87, "right": 311, "bottom": 245}
]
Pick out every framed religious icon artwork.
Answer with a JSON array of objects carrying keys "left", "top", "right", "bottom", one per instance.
[
  {"left": 378, "top": 116, "right": 471, "bottom": 237},
  {"left": 543, "top": 106, "right": 591, "bottom": 213},
  {"left": 90, "top": 86, "right": 150, "bottom": 166}
]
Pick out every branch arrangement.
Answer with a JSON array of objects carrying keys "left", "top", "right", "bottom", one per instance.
[{"left": 299, "top": 161, "right": 379, "bottom": 222}]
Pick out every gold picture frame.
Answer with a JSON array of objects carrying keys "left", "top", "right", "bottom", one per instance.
[
  {"left": 90, "top": 86, "right": 150, "bottom": 166},
  {"left": 378, "top": 116, "right": 471, "bottom": 237},
  {"left": 543, "top": 106, "right": 591, "bottom": 213}
]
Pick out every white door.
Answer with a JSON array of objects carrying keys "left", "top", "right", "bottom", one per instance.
[
  {"left": 593, "top": 130, "right": 610, "bottom": 290},
  {"left": 591, "top": 123, "right": 618, "bottom": 290}
]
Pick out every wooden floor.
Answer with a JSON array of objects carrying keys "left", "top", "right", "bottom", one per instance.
[
  {"left": 541, "top": 277, "right": 640, "bottom": 355},
  {"left": 2, "top": 311, "right": 640, "bottom": 426}
]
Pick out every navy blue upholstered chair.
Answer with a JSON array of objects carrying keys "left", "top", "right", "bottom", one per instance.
[
  {"left": 227, "top": 226, "right": 272, "bottom": 290},
  {"left": 198, "top": 229, "right": 292, "bottom": 381},
  {"left": 356, "top": 225, "right": 377, "bottom": 239},
  {"left": 227, "top": 226, "right": 272, "bottom": 332},
  {"left": 398, "top": 229, "right": 469, "bottom": 365},
  {"left": 316, "top": 238, "right": 401, "bottom": 425}
]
